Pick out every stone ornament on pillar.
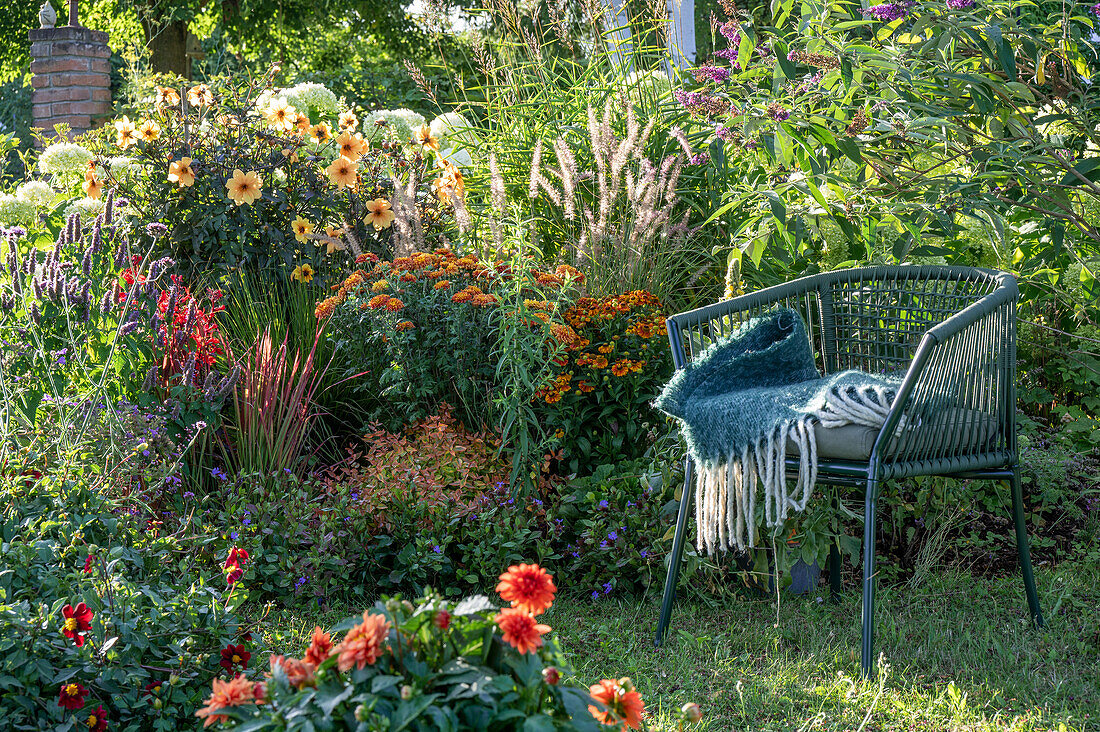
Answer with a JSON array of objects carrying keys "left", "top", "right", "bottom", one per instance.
[{"left": 39, "top": 1, "right": 57, "bottom": 29}]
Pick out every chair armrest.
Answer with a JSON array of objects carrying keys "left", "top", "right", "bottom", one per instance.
[
  {"left": 665, "top": 275, "right": 823, "bottom": 369},
  {"left": 870, "top": 279, "right": 1018, "bottom": 472}
]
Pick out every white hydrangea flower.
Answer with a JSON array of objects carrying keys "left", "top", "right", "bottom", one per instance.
[
  {"left": 107, "top": 156, "right": 145, "bottom": 182},
  {"left": 16, "top": 180, "right": 56, "bottom": 208},
  {"left": 38, "top": 142, "right": 93, "bottom": 177},
  {"left": 63, "top": 197, "right": 107, "bottom": 222},
  {"left": 281, "top": 82, "right": 341, "bottom": 120},
  {"left": 440, "top": 146, "right": 473, "bottom": 169},
  {"left": 368, "top": 108, "right": 428, "bottom": 144},
  {"left": 625, "top": 69, "right": 672, "bottom": 98},
  {"left": 0, "top": 193, "right": 37, "bottom": 225},
  {"left": 430, "top": 112, "right": 474, "bottom": 146}
]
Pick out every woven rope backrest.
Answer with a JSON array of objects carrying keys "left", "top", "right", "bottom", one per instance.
[{"left": 820, "top": 267, "right": 999, "bottom": 376}]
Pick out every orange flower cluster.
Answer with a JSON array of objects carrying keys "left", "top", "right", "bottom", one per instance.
[
  {"left": 588, "top": 677, "right": 646, "bottom": 730},
  {"left": 494, "top": 563, "right": 555, "bottom": 654},
  {"left": 336, "top": 612, "right": 391, "bottom": 671},
  {"left": 538, "top": 290, "right": 666, "bottom": 404},
  {"left": 195, "top": 676, "right": 265, "bottom": 728}
]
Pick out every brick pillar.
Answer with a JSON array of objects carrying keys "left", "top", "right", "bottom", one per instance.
[{"left": 29, "top": 26, "right": 111, "bottom": 141}]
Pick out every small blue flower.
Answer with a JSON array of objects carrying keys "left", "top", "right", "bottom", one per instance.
[
  {"left": 230, "top": 531, "right": 239, "bottom": 541},
  {"left": 640, "top": 550, "right": 649, "bottom": 558},
  {"left": 242, "top": 518, "right": 252, "bottom": 526},
  {"left": 183, "top": 491, "right": 195, "bottom": 499},
  {"left": 591, "top": 590, "right": 600, "bottom": 600},
  {"left": 432, "top": 545, "right": 443, "bottom": 554},
  {"left": 597, "top": 500, "right": 609, "bottom": 509},
  {"left": 141, "top": 450, "right": 150, "bottom": 457},
  {"left": 602, "top": 582, "right": 613, "bottom": 595},
  {"left": 607, "top": 531, "right": 618, "bottom": 541},
  {"left": 600, "top": 540, "right": 609, "bottom": 548},
  {"left": 533, "top": 498, "right": 543, "bottom": 507},
  {"left": 211, "top": 467, "right": 227, "bottom": 481},
  {"left": 295, "top": 576, "right": 307, "bottom": 589},
  {"left": 571, "top": 551, "right": 580, "bottom": 558}
]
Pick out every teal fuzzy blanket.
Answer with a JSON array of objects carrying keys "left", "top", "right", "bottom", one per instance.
[{"left": 655, "top": 309, "right": 902, "bottom": 554}]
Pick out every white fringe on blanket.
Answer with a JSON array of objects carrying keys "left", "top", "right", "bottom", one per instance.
[{"left": 693, "top": 384, "right": 897, "bottom": 554}]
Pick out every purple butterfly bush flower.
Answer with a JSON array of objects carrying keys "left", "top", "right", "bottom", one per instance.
[
  {"left": 946, "top": 0, "right": 974, "bottom": 7},
  {"left": 863, "top": 2, "right": 910, "bottom": 21},
  {"left": 693, "top": 65, "right": 731, "bottom": 83}
]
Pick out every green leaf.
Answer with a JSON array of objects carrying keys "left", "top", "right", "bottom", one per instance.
[
  {"left": 523, "top": 716, "right": 557, "bottom": 732},
  {"left": 1060, "top": 157, "right": 1100, "bottom": 185},
  {"left": 987, "top": 25, "right": 1016, "bottom": 81},
  {"left": 315, "top": 682, "right": 354, "bottom": 716}
]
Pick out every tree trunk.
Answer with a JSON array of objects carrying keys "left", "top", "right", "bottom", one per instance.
[{"left": 142, "top": 18, "right": 191, "bottom": 79}]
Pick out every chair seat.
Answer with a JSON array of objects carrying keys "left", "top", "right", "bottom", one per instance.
[{"left": 786, "top": 409, "right": 999, "bottom": 461}]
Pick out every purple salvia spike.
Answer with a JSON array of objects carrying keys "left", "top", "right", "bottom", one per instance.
[
  {"left": 99, "top": 289, "right": 113, "bottom": 314},
  {"left": 82, "top": 248, "right": 92, "bottom": 278}
]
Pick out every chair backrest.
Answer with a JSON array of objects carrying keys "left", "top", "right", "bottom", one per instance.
[{"left": 818, "top": 266, "right": 1002, "bottom": 375}]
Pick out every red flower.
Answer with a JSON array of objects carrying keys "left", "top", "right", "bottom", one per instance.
[
  {"left": 61, "top": 603, "right": 94, "bottom": 647},
  {"left": 224, "top": 547, "right": 249, "bottom": 586},
  {"left": 494, "top": 607, "right": 551, "bottom": 654},
  {"left": 588, "top": 678, "right": 645, "bottom": 730},
  {"left": 143, "top": 679, "right": 165, "bottom": 697},
  {"left": 84, "top": 705, "right": 108, "bottom": 732},
  {"left": 433, "top": 610, "right": 451, "bottom": 630},
  {"left": 303, "top": 626, "right": 334, "bottom": 667},
  {"left": 219, "top": 644, "right": 251, "bottom": 671},
  {"left": 58, "top": 682, "right": 88, "bottom": 710},
  {"left": 83, "top": 555, "right": 94, "bottom": 574}
]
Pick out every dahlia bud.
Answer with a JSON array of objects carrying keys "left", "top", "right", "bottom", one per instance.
[
  {"left": 355, "top": 704, "right": 369, "bottom": 722},
  {"left": 433, "top": 610, "right": 451, "bottom": 630},
  {"left": 617, "top": 677, "right": 635, "bottom": 693},
  {"left": 169, "top": 674, "right": 180, "bottom": 686},
  {"left": 153, "top": 698, "right": 163, "bottom": 710},
  {"left": 402, "top": 600, "right": 415, "bottom": 614},
  {"left": 400, "top": 685, "right": 413, "bottom": 700},
  {"left": 542, "top": 667, "right": 560, "bottom": 685},
  {"left": 681, "top": 702, "right": 702, "bottom": 724},
  {"left": 385, "top": 598, "right": 401, "bottom": 615}
]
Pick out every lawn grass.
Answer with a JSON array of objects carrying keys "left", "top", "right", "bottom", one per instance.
[{"left": 260, "top": 562, "right": 1099, "bottom": 731}]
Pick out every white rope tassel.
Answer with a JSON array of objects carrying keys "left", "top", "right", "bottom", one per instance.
[
  {"left": 818, "top": 384, "right": 895, "bottom": 428},
  {"left": 774, "top": 425, "right": 789, "bottom": 523},
  {"left": 716, "top": 458, "right": 729, "bottom": 551},
  {"left": 694, "top": 465, "right": 705, "bottom": 554}
]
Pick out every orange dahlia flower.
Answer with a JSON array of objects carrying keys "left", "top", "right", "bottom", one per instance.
[
  {"left": 195, "top": 675, "right": 260, "bottom": 728},
  {"left": 497, "top": 563, "right": 557, "bottom": 614},
  {"left": 327, "top": 157, "right": 358, "bottom": 188},
  {"left": 304, "top": 626, "right": 335, "bottom": 666},
  {"left": 588, "top": 678, "right": 645, "bottom": 730},
  {"left": 269, "top": 655, "right": 317, "bottom": 689},
  {"left": 494, "top": 607, "right": 550, "bottom": 654},
  {"left": 168, "top": 157, "right": 196, "bottom": 187},
  {"left": 336, "top": 612, "right": 390, "bottom": 672},
  {"left": 226, "top": 169, "right": 263, "bottom": 206}
]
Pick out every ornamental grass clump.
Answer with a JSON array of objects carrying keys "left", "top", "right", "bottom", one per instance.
[{"left": 200, "top": 564, "right": 701, "bottom": 730}]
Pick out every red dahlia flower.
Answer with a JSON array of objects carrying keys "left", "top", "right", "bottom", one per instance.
[
  {"left": 219, "top": 644, "right": 251, "bottom": 671},
  {"left": 61, "top": 602, "right": 94, "bottom": 646},
  {"left": 58, "top": 682, "right": 88, "bottom": 710},
  {"left": 84, "top": 705, "right": 108, "bottom": 732},
  {"left": 496, "top": 563, "right": 557, "bottom": 615}
]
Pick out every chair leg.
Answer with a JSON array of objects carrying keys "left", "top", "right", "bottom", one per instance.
[
  {"left": 828, "top": 540, "right": 842, "bottom": 602},
  {"left": 655, "top": 457, "right": 695, "bottom": 648},
  {"left": 1010, "top": 467, "right": 1044, "bottom": 627},
  {"left": 860, "top": 474, "right": 879, "bottom": 679}
]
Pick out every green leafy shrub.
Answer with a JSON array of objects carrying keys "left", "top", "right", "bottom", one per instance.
[{"left": 0, "top": 477, "right": 249, "bottom": 732}]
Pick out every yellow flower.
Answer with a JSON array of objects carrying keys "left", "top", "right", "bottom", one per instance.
[
  {"left": 294, "top": 113, "right": 311, "bottom": 135},
  {"left": 168, "top": 157, "right": 195, "bottom": 187},
  {"left": 292, "top": 217, "right": 314, "bottom": 243},
  {"left": 310, "top": 122, "right": 333, "bottom": 144},
  {"left": 431, "top": 160, "right": 465, "bottom": 203},
  {"left": 82, "top": 167, "right": 103, "bottom": 199},
  {"left": 291, "top": 264, "right": 315, "bottom": 283},
  {"left": 326, "top": 237, "right": 345, "bottom": 255},
  {"left": 138, "top": 119, "right": 160, "bottom": 143},
  {"left": 115, "top": 116, "right": 137, "bottom": 149},
  {"left": 156, "top": 86, "right": 180, "bottom": 109},
  {"left": 226, "top": 169, "right": 263, "bottom": 206},
  {"left": 326, "top": 157, "right": 357, "bottom": 188},
  {"left": 364, "top": 198, "right": 395, "bottom": 230},
  {"left": 187, "top": 83, "right": 213, "bottom": 107},
  {"left": 266, "top": 99, "right": 298, "bottom": 132},
  {"left": 335, "top": 131, "right": 366, "bottom": 162},
  {"left": 413, "top": 124, "right": 440, "bottom": 151},
  {"left": 339, "top": 110, "right": 358, "bottom": 131}
]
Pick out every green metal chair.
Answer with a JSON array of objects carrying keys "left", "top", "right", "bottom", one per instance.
[{"left": 653, "top": 265, "right": 1044, "bottom": 677}]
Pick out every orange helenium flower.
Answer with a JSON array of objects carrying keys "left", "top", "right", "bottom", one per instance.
[
  {"left": 327, "top": 157, "right": 357, "bottom": 188},
  {"left": 367, "top": 294, "right": 390, "bottom": 309},
  {"left": 304, "top": 626, "right": 334, "bottom": 666},
  {"left": 383, "top": 297, "right": 405, "bottom": 312},
  {"left": 365, "top": 198, "right": 395, "bottom": 230},
  {"left": 494, "top": 607, "right": 550, "bottom": 654},
  {"left": 588, "top": 678, "right": 645, "bottom": 730},
  {"left": 168, "top": 157, "right": 195, "bottom": 187},
  {"left": 226, "top": 169, "right": 263, "bottom": 205},
  {"left": 195, "top": 675, "right": 260, "bottom": 728},
  {"left": 336, "top": 612, "right": 390, "bottom": 671}
]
